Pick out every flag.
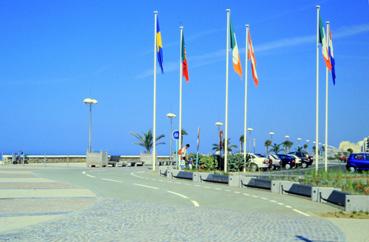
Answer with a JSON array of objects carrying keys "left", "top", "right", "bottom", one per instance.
[
  {"left": 196, "top": 127, "right": 200, "bottom": 152},
  {"left": 230, "top": 23, "right": 242, "bottom": 77},
  {"left": 182, "top": 33, "right": 189, "bottom": 82},
  {"left": 247, "top": 30, "right": 259, "bottom": 86},
  {"left": 319, "top": 17, "right": 332, "bottom": 70},
  {"left": 156, "top": 17, "right": 164, "bottom": 73},
  {"left": 328, "top": 31, "right": 336, "bottom": 85}
]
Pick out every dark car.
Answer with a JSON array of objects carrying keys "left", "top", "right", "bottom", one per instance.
[
  {"left": 346, "top": 153, "right": 369, "bottom": 172},
  {"left": 276, "top": 154, "right": 296, "bottom": 169},
  {"left": 288, "top": 151, "right": 313, "bottom": 168}
]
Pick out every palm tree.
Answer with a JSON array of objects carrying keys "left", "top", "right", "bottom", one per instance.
[
  {"left": 181, "top": 129, "right": 188, "bottom": 144},
  {"left": 130, "top": 130, "right": 165, "bottom": 154},
  {"left": 239, "top": 134, "right": 245, "bottom": 153},
  {"left": 303, "top": 143, "right": 308, "bottom": 151},
  {"left": 270, "top": 143, "right": 282, "bottom": 154},
  {"left": 212, "top": 138, "right": 237, "bottom": 153},
  {"left": 264, "top": 140, "right": 272, "bottom": 155},
  {"left": 297, "top": 146, "right": 303, "bottom": 152},
  {"left": 282, "top": 140, "right": 293, "bottom": 154}
]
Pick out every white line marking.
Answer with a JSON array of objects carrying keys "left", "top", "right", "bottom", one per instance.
[
  {"left": 167, "top": 191, "right": 189, "bottom": 199},
  {"left": 260, "top": 197, "right": 267, "bottom": 200},
  {"left": 85, "top": 174, "right": 95, "bottom": 178},
  {"left": 234, "top": 191, "right": 241, "bottom": 194},
  {"left": 277, "top": 202, "right": 284, "bottom": 206},
  {"left": 130, "top": 172, "right": 144, "bottom": 179},
  {"left": 215, "top": 188, "right": 222, "bottom": 191},
  {"left": 133, "top": 183, "right": 159, "bottom": 190},
  {"left": 252, "top": 195, "right": 259, "bottom": 198},
  {"left": 225, "top": 189, "right": 231, "bottom": 192},
  {"left": 293, "top": 209, "right": 310, "bottom": 217},
  {"left": 285, "top": 205, "right": 292, "bottom": 209},
  {"left": 204, "top": 186, "right": 211, "bottom": 189},
  {"left": 269, "top": 199, "right": 278, "bottom": 203},
  {"left": 243, "top": 193, "right": 251, "bottom": 197},
  {"left": 101, "top": 178, "right": 123, "bottom": 183},
  {"left": 82, "top": 171, "right": 86, "bottom": 174},
  {"left": 191, "top": 200, "right": 200, "bottom": 207}
]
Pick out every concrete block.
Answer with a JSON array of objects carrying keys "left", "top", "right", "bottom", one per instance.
[
  {"left": 346, "top": 195, "right": 369, "bottom": 212},
  {"left": 199, "top": 173, "right": 210, "bottom": 182},
  {"left": 159, "top": 166, "right": 168, "bottom": 177},
  {"left": 228, "top": 175, "right": 240, "bottom": 187},
  {"left": 271, "top": 180, "right": 299, "bottom": 194},
  {"left": 312, "top": 187, "right": 341, "bottom": 203},
  {"left": 240, "top": 176, "right": 254, "bottom": 187},
  {"left": 193, "top": 172, "right": 201, "bottom": 182}
]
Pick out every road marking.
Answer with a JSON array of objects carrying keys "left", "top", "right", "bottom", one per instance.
[
  {"left": 285, "top": 205, "right": 292, "bottom": 209},
  {"left": 269, "top": 199, "right": 277, "bottom": 203},
  {"left": 101, "top": 178, "right": 123, "bottom": 183},
  {"left": 234, "top": 191, "right": 241, "bottom": 194},
  {"left": 133, "top": 183, "right": 159, "bottom": 190},
  {"left": 277, "top": 202, "right": 284, "bottom": 206},
  {"left": 243, "top": 193, "right": 251, "bottom": 197},
  {"left": 215, "top": 188, "right": 222, "bottom": 191},
  {"left": 82, "top": 171, "right": 86, "bottom": 174},
  {"left": 85, "top": 174, "right": 95, "bottom": 178},
  {"left": 260, "top": 197, "right": 267, "bottom": 200},
  {"left": 130, "top": 172, "right": 144, "bottom": 179},
  {"left": 191, "top": 200, "right": 200, "bottom": 207},
  {"left": 251, "top": 195, "right": 259, "bottom": 198},
  {"left": 204, "top": 186, "right": 211, "bottom": 189},
  {"left": 293, "top": 209, "right": 310, "bottom": 217},
  {"left": 167, "top": 191, "right": 200, "bottom": 208},
  {"left": 225, "top": 189, "right": 231, "bottom": 192},
  {"left": 167, "top": 191, "right": 189, "bottom": 199}
]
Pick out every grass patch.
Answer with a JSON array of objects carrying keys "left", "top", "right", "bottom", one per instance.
[{"left": 321, "top": 210, "right": 369, "bottom": 219}]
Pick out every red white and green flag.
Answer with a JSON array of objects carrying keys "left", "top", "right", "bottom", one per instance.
[
  {"left": 319, "top": 16, "right": 332, "bottom": 70},
  {"left": 181, "top": 33, "right": 189, "bottom": 82},
  {"left": 230, "top": 23, "right": 242, "bottom": 77}
]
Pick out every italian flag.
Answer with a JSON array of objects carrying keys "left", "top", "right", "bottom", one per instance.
[
  {"left": 319, "top": 16, "right": 332, "bottom": 70},
  {"left": 230, "top": 23, "right": 242, "bottom": 77},
  {"left": 182, "top": 33, "right": 189, "bottom": 82}
]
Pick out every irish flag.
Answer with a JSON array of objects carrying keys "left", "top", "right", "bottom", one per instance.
[
  {"left": 319, "top": 17, "right": 332, "bottom": 70},
  {"left": 248, "top": 30, "right": 259, "bottom": 87},
  {"left": 182, "top": 33, "right": 189, "bottom": 82},
  {"left": 230, "top": 23, "right": 242, "bottom": 77}
]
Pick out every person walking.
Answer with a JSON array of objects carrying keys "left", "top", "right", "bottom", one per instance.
[{"left": 178, "top": 144, "right": 190, "bottom": 169}]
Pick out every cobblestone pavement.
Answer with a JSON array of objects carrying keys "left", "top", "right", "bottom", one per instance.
[{"left": 0, "top": 198, "right": 345, "bottom": 242}]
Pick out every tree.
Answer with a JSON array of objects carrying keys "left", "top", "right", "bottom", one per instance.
[
  {"left": 212, "top": 138, "right": 237, "bottom": 153},
  {"left": 130, "top": 130, "right": 165, "bottom": 154},
  {"left": 347, "top": 148, "right": 354, "bottom": 154},
  {"left": 282, "top": 140, "right": 293, "bottom": 154},
  {"left": 239, "top": 134, "right": 245, "bottom": 153},
  {"left": 264, "top": 140, "right": 272, "bottom": 155},
  {"left": 303, "top": 144, "right": 308, "bottom": 151},
  {"left": 270, "top": 143, "right": 282, "bottom": 154},
  {"left": 297, "top": 146, "right": 303, "bottom": 152}
]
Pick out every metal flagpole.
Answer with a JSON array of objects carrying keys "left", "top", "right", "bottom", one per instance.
[
  {"left": 315, "top": 5, "right": 320, "bottom": 173},
  {"left": 178, "top": 26, "right": 184, "bottom": 170},
  {"left": 224, "top": 9, "right": 230, "bottom": 173},
  {"left": 88, "top": 104, "right": 92, "bottom": 153},
  {"left": 325, "top": 21, "right": 330, "bottom": 172},
  {"left": 243, "top": 24, "right": 249, "bottom": 172},
  {"left": 153, "top": 11, "right": 158, "bottom": 171}
]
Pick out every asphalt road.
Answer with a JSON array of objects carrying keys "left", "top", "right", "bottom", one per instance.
[{"left": 0, "top": 165, "right": 355, "bottom": 241}]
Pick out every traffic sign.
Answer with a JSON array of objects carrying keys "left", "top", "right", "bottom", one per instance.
[{"left": 172, "top": 130, "right": 179, "bottom": 140}]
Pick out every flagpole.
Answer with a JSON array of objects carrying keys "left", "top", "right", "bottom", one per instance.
[
  {"left": 224, "top": 9, "right": 230, "bottom": 173},
  {"left": 315, "top": 5, "right": 320, "bottom": 174},
  {"left": 325, "top": 21, "right": 330, "bottom": 172},
  {"left": 243, "top": 24, "right": 249, "bottom": 172},
  {"left": 179, "top": 25, "right": 183, "bottom": 170},
  {"left": 152, "top": 10, "right": 158, "bottom": 172}
]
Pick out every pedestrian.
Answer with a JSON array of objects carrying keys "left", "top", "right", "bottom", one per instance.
[{"left": 178, "top": 144, "right": 190, "bottom": 169}]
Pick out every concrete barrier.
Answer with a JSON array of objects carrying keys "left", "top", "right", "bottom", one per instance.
[
  {"left": 271, "top": 180, "right": 299, "bottom": 194},
  {"left": 241, "top": 176, "right": 271, "bottom": 190},
  {"left": 345, "top": 195, "right": 369, "bottom": 212},
  {"left": 159, "top": 166, "right": 168, "bottom": 177},
  {"left": 193, "top": 172, "right": 201, "bottom": 182},
  {"left": 229, "top": 174, "right": 240, "bottom": 187},
  {"left": 312, "top": 187, "right": 342, "bottom": 204}
]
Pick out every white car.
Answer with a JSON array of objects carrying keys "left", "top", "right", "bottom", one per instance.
[
  {"left": 288, "top": 154, "right": 301, "bottom": 167},
  {"left": 268, "top": 154, "right": 281, "bottom": 170},
  {"left": 248, "top": 153, "right": 271, "bottom": 171}
]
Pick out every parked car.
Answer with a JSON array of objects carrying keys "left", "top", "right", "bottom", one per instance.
[
  {"left": 268, "top": 154, "right": 281, "bottom": 170},
  {"left": 288, "top": 151, "right": 313, "bottom": 168},
  {"left": 287, "top": 154, "right": 302, "bottom": 167},
  {"left": 346, "top": 153, "right": 369, "bottom": 172},
  {"left": 247, "top": 153, "right": 271, "bottom": 171},
  {"left": 276, "top": 154, "right": 296, "bottom": 169}
]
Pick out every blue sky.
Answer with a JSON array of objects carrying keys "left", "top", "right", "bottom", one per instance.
[{"left": 0, "top": 0, "right": 369, "bottom": 155}]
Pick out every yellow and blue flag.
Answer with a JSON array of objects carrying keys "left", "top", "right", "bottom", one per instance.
[{"left": 156, "top": 18, "right": 164, "bottom": 73}]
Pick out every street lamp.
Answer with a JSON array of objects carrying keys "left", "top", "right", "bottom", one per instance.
[
  {"left": 83, "top": 98, "right": 98, "bottom": 153},
  {"left": 284, "top": 135, "right": 290, "bottom": 140},
  {"left": 215, "top": 121, "right": 224, "bottom": 156},
  {"left": 166, "top": 113, "right": 176, "bottom": 163},
  {"left": 269, "top": 131, "right": 275, "bottom": 142}
]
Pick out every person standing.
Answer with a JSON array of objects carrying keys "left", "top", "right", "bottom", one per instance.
[{"left": 178, "top": 144, "right": 190, "bottom": 169}]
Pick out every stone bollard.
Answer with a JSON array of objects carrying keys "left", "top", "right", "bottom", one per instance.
[
  {"left": 229, "top": 174, "right": 240, "bottom": 187},
  {"left": 345, "top": 195, "right": 369, "bottom": 212}
]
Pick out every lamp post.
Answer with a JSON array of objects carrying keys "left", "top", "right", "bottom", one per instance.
[
  {"left": 215, "top": 121, "right": 224, "bottom": 156},
  {"left": 247, "top": 128, "right": 253, "bottom": 154},
  {"left": 83, "top": 98, "right": 98, "bottom": 153},
  {"left": 166, "top": 113, "right": 176, "bottom": 163}
]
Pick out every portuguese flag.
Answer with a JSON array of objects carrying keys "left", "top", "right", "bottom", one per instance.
[{"left": 182, "top": 33, "right": 189, "bottom": 82}]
